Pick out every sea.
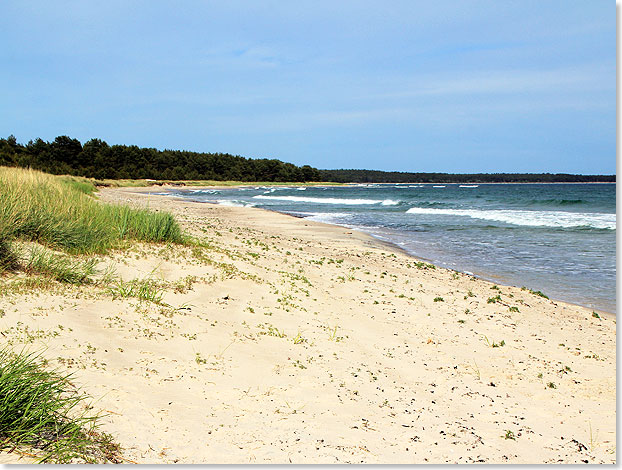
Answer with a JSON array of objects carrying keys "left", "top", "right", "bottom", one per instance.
[{"left": 155, "top": 183, "right": 616, "bottom": 313}]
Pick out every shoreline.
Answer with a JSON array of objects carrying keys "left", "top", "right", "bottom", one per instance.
[
  {"left": 256, "top": 207, "right": 616, "bottom": 317},
  {"left": 1, "top": 186, "right": 615, "bottom": 463},
  {"left": 138, "top": 186, "right": 616, "bottom": 316}
]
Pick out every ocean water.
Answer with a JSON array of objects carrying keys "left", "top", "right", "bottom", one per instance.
[{"left": 161, "top": 183, "right": 616, "bottom": 313}]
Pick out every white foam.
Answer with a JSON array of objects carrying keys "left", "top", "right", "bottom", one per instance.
[
  {"left": 459, "top": 185, "right": 479, "bottom": 188},
  {"left": 405, "top": 207, "right": 616, "bottom": 230},
  {"left": 281, "top": 211, "right": 355, "bottom": 226},
  {"left": 302, "top": 211, "right": 352, "bottom": 223},
  {"left": 190, "top": 189, "right": 220, "bottom": 194},
  {"left": 252, "top": 195, "right": 400, "bottom": 206},
  {"left": 217, "top": 200, "right": 256, "bottom": 208}
]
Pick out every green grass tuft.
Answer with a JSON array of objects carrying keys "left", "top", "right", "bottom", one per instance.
[
  {"left": 108, "top": 277, "right": 165, "bottom": 304},
  {"left": 23, "top": 246, "right": 99, "bottom": 284},
  {"left": 0, "top": 167, "right": 182, "bottom": 252},
  {"left": 521, "top": 286, "right": 549, "bottom": 299},
  {"left": 0, "top": 348, "right": 121, "bottom": 463},
  {"left": 58, "top": 176, "right": 98, "bottom": 196},
  {"left": 0, "top": 167, "right": 185, "bottom": 268}
]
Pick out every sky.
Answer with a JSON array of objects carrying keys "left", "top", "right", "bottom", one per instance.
[{"left": 0, "top": 1, "right": 615, "bottom": 174}]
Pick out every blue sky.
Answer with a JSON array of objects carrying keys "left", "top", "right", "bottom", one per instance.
[{"left": 0, "top": 1, "right": 615, "bottom": 173}]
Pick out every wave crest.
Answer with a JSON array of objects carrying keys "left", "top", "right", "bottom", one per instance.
[
  {"left": 252, "top": 195, "right": 400, "bottom": 206},
  {"left": 405, "top": 207, "right": 615, "bottom": 230},
  {"left": 527, "top": 198, "right": 586, "bottom": 206},
  {"left": 217, "top": 200, "right": 256, "bottom": 207}
]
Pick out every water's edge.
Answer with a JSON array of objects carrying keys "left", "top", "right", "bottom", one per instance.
[
  {"left": 161, "top": 190, "right": 614, "bottom": 315},
  {"left": 279, "top": 207, "right": 614, "bottom": 315}
]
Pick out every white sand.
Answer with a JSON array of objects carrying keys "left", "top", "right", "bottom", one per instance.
[{"left": 0, "top": 187, "right": 615, "bottom": 463}]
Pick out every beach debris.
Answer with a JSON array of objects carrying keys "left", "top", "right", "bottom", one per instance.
[{"left": 570, "top": 439, "right": 587, "bottom": 452}]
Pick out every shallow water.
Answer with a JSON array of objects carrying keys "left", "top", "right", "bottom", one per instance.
[{"left": 163, "top": 183, "right": 616, "bottom": 313}]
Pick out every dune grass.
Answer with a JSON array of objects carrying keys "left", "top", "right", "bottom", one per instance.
[
  {"left": 0, "top": 348, "right": 121, "bottom": 463},
  {"left": 0, "top": 239, "right": 18, "bottom": 273},
  {"left": 0, "top": 167, "right": 188, "bottom": 460},
  {"left": 0, "top": 166, "right": 184, "bottom": 268},
  {"left": 22, "top": 245, "right": 99, "bottom": 285},
  {"left": 57, "top": 175, "right": 99, "bottom": 196}
]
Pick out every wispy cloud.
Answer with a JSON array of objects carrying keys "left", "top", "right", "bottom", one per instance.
[
  {"left": 362, "top": 63, "right": 613, "bottom": 100},
  {"left": 199, "top": 44, "right": 293, "bottom": 69}
]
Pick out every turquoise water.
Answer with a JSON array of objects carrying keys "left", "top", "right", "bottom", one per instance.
[{"left": 161, "top": 183, "right": 616, "bottom": 313}]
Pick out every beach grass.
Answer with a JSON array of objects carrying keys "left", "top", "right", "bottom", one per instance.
[
  {"left": 57, "top": 175, "right": 99, "bottom": 195},
  {"left": 23, "top": 245, "right": 99, "bottom": 285},
  {"left": 0, "top": 166, "right": 184, "bottom": 267},
  {"left": 0, "top": 167, "right": 187, "bottom": 460},
  {"left": 0, "top": 348, "right": 121, "bottom": 463},
  {"left": 0, "top": 238, "right": 18, "bottom": 273}
]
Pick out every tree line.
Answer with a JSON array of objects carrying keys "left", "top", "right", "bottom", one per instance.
[
  {"left": 0, "top": 135, "right": 321, "bottom": 182},
  {"left": 0, "top": 135, "right": 614, "bottom": 183},
  {"left": 319, "top": 169, "right": 615, "bottom": 183}
]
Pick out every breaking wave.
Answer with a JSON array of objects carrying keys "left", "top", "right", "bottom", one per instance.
[
  {"left": 217, "top": 200, "right": 256, "bottom": 208},
  {"left": 252, "top": 195, "right": 400, "bottom": 206},
  {"left": 405, "top": 207, "right": 615, "bottom": 230}
]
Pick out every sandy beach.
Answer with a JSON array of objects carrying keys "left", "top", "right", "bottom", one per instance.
[{"left": 0, "top": 187, "right": 615, "bottom": 464}]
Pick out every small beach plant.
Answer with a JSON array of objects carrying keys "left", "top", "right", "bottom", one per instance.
[
  {"left": 108, "top": 277, "right": 165, "bottom": 304},
  {"left": 292, "top": 331, "right": 306, "bottom": 344},
  {"left": 503, "top": 430, "right": 516, "bottom": 440},
  {"left": 521, "top": 287, "right": 549, "bottom": 299},
  {"left": 482, "top": 335, "right": 505, "bottom": 348}
]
